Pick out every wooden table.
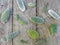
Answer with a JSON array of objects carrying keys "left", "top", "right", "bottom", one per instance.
[{"left": 0, "top": 0, "right": 60, "bottom": 45}]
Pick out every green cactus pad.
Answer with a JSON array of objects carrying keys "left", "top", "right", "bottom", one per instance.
[
  {"left": 16, "top": 0, "right": 25, "bottom": 11},
  {"left": 27, "top": 30, "right": 39, "bottom": 39},
  {"left": 35, "top": 39, "right": 47, "bottom": 45},
  {"left": 43, "top": 5, "right": 47, "bottom": 12},
  {"left": 28, "top": 3, "right": 36, "bottom": 8},
  {"left": 1, "top": 8, "right": 12, "bottom": 24},
  {"left": 20, "top": 39, "right": 28, "bottom": 43},
  {"left": 15, "top": 14, "right": 28, "bottom": 25},
  {"left": 1, "top": 30, "right": 20, "bottom": 42},
  {"left": 29, "top": 16, "right": 44, "bottom": 24},
  {"left": 50, "top": 23, "right": 57, "bottom": 36}
]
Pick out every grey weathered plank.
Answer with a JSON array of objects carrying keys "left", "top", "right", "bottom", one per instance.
[
  {"left": 13, "top": 0, "right": 36, "bottom": 45},
  {"left": 0, "top": 0, "right": 12, "bottom": 45},
  {"left": 37, "top": 0, "right": 60, "bottom": 45},
  {"left": 0, "top": 0, "right": 60, "bottom": 45}
]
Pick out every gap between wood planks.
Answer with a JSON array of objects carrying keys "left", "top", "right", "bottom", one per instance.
[
  {"left": 11, "top": 0, "right": 37, "bottom": 45},
  {"left": 36, "top": 0, "right": 38, "bottom": 31},
  {"left": 12, "top": 0, "right": 13, "bottom": 45}
]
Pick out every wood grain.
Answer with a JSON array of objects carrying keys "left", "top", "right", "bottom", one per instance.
[
  {"left": 37, "top": 0, "right": 60, "bottom": 45},
  {"left": 0, "top": 0, "right": 60, "bottom": 45},
  {"left": 13, "top": 0, "right": 36, "bottom": 45},
  {"left": 0, "top": 0, "right": 12, "bottom": 45}
]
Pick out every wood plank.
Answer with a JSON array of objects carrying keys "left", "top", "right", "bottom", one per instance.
[
  {"left": 37, "top": 0, "right": 60, "bottom": 45},
  {"left": 13, "top": 0, "right": 36, "bottom": 45},
  {"left": 0, "top": 0, "right": 12, "bottom": 45}
]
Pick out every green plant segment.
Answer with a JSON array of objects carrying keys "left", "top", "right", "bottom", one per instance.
[
  {"left": 50, "top": 23, "right": 57, "bottom": 36},
  {"left": 20, "top": 39, "right": 28, "bottom": 43},
  {"left": 43, "top": 5, "right": 47, "bottom": 12},
  {"left": 1, "top": 30, "right": 20, "bottom": 42},
  {"left": 28, "top": 3, "right": 36, "bottom": 8},
  {"left": 16, "top": 0, "right": 25, "bottom": 11},
  {"left": 48, "top": 9, "right": 60, "bottom": 20},
  {"left": 35, "top": 39, "right": 47, "bottom": 45},
  {"left": 15, "top": 14, "right": 28, "bottom": 25},
  {"left": 27, "top": 30, "right": 39, "bottom": 39},
  {"left": 29, "top": 16, "right": 44, "bottom": 24},
  {"left": 1, "top": 8, "right": 12, "bottom": 24}
]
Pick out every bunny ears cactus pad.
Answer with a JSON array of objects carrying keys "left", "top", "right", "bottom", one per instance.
[
  {"left": 29, "top": 16, "right": 44, "bottom": 24},
  {"left": 1, "top": 30, "right": 20, "bottom": 42},
  {"left": 27, "top": 30, "right": 39, "bottom": 39},
  {"left": 20, "top": 39, "right": 28, "bottom": 43},
  {"left": 49, "top": 23, "right": 57, "bottom": 36},
  {"left": 16, "top": 0, "right": 25, "bottom": 12},
  {"left": 27, "top": 2, "right": 36, "bottom": 8},
  {"left": 48, "top": 9, "right": 60, "bottom": 20},
  {"left": 1, "top": 8, "right": 12, "bottom": 24},
  {"left": 35, "top": 39, "right": 47, "bottom": 45},
  {"left": 15, "top": 14, "right": 28, "bottom": 25}
]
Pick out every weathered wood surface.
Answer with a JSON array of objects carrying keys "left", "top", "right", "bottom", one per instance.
[
  {"left": 37, "top": 0, "right": 60, "bottom": 45},
  {"left": 13, "top": 0, "right": 36, "bottom": 45},
  {"left": 0, "top": 0, "right": 60, "bottom": 45},
  {"left": 0, "top": 0, "right": 12, "bottom": 45}
]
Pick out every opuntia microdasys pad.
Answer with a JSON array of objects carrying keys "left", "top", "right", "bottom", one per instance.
[
  {"left": 48, "top": 9, "right": 60, "bottom": 20},
  {"left": 35, "top": 39, "right": 47, "bottom": 45},
  {"left": 1, "top": 8, "right": 12, "bottom": 24},
  {"left": 1, "top": 30, "right": 20, "bottom": 42},
  {"left": 28, "top": 3, "right": 36, "bottom": 8},
  {"left": 27, "top": 30, "right": 39, "bottom": 39},
  {"left": 43, "top": 5, "right": 47, "bottom": 12},
  {"left": 15, "top": 14, "right": 28, "bottom": 25},
  {"left": 20, "top": 39, "right": 28, "bottom": 43},
  {"left": 29, "top": 16, "right": 44, "bottom": 24},
  {"left": 16, "top": 0, "right": 25, "bottom": 12},
  {"left": 50, "top": 23, "right": 57, "bottom": 36}
]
